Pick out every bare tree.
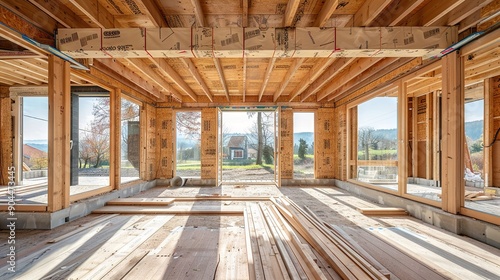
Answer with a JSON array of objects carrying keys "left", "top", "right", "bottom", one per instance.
[
  {"left": 358, "top": 127, "right": 382, "bottom": 160},
  {"left": 247, "top": 112, "right": 274, "bottom": 165},
  {"left": 177, "top": 111, "right": 201, "bottom": 140}
]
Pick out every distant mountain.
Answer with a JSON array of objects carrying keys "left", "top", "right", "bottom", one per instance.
[
  {"left": 24, "top": 142, "right": 48, "bottom": 152},
  {"left": 294, "top": 132, "right": 314, "bottom": 146},
  {"left": 465, "top": 120, "right": 483, "bottom": 141}
]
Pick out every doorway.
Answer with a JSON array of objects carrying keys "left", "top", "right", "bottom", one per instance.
[{"left": 217, "top": 108, "right": 279, "bottom": 185}]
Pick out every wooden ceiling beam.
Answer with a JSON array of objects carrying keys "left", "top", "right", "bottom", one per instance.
[
  {"left": 351, "top": 0, "right": 393, "bottom": 26},
  {"left": 123, "top": 58, "right": 184, "bottom": 101},
  {"left": 0, "top": 61, "right": 47, "bottom": 82},
  {"left": 288, "top": 58, "right": 336, "bottom": 101},
  {"left": 27, "top": 0, "right": 90, "bottom": 28},
  {"left": 283, "top": 0, "right": 301, "bottom": 27},
  {"left": 465, "top": 59, "right": 500, "bottom": 78},
  {"left": 258, "top": 58, "right": 276, "bottom": 102},
  {"left": 326, "top": 58, "right": 412, "bottom": 101},
  {"left": 299, "top": 57, "right": 356, "bottom": 101},
  {"left": 372, "top": 0, "right": 425, "bottom": 26},
  {"left": 66, "top": 0, "right": 114, "bottom": 28},
  {"left": 141, "top": 0, "right": 168, "bottom": 27},
  {"left": 433, "top": 0, "right": 494, "bottom": 26},
  {"left": 316, "top": 57, "right": 382, "bottom": 101},
  {"left": 274, "top": 58, "right": 305, "bottom": 102},
  {"left": 403, "top": 0, "right": 466, "bottom": 26},
  {"left": 212, "top": 58, "right": 230, "bottom": 102},
  {"left": 314, "top": 0, "right": 340, "bottom": 27},
  {"left": 242, "top": 0, "right": 249, "bottom": 27},
  {"left": 180, "top": 58, "right": 213, "bottom": 102},
  {"left": 190, "top": 0, "right": 206, "bottom": 27},
  {"left": 0, "top": 0, "right": 57, "bottom": 36},
  {"left": 91, "top": 58, "right": 165, "bottom": 100},
  {"left": 150, "top": 58, "right": 197, "bottom": 101}
]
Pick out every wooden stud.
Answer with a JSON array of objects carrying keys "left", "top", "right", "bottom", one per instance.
[
  {"left": 484, "top": 78, "right": 493, "bottom": 187},
  {"left": 180, "top": 58, "right": 213, "bottom": 102},
  {"left": 201, "top": 108, "right": 217, "bottom": 179},
  {"left": 288, "top": 58, "right": 336, "bottom": 102},
  {"left": 111, "top": 88, "right": 121, "bottom": 189},
  {"left": 213, "top": 58, "right": 230, "bottom": 102},
  {"left": 47, "top": 55, "right": 70, "bottom": 212},
  {"left": 441, "top": 52, "right": 464, "bottom": 214},
  {"left": 0, "top": 88, "right": 13, "bottom": 185},
  {"left": 398, "top": 80, "right": 408, "bottom": 196},
  {"left": 274, "top": 58, "right": 305, "bottom": 102},
  {"left": 152, "top": 58, "right": 198, "bottom": 102},
  {"left": 190, "top": 0, "right": 206, "bottom": 27}
]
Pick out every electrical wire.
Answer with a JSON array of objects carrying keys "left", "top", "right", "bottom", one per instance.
[{"left": 483, "top": 127, "right": 500, "bottom": 147}]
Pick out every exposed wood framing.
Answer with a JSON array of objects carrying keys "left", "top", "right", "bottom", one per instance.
[
  {"left": 213, "top": 58, "right": 230, "bottom": 101},
  {"left": 190, "top": 0, "right": 206, "bottom": 27},
  {"left": 141, "top": 0, "right": 168, "bottom": 27},
  {"left": 314, "top": 0, "right": 340, "bottom": 27},
  {"left": 315, "top": 108, "right": 335, "bottom": 178},
  {"left": 283, "top": 0, "right": 301, "bottom": 27},
  {"left": 242, "top": 0, "right": 249, "bottom": 27},
  {"left": 440, "top": 52, "right": 464, "bottom": 214},
  {"left": 27, "top": 0, "right": 90, "bottom": 28},
  {"left": 0, "top": 87, "right": 12, "bottom": 185},
  {"left": 258, "top": 58, "right": 277, "bottom": 102},
  {"left": 274, "top": 58, "right": 304, "bottom": 102},
  {"left": 180, "top": 58, "right": 213, "bottom": 102},
  {"left": 351, "top": 0, "right": 393, "bottom": 26},
  {"left": 300, "top": 58, "right": 356, "bottom": 101},
  {"left": 242, "top": 56, "right": 247, "bottom": 102},
  {"left": 317, "top": 57, "right": 382, "bottom": 101},
  {"left": 403, "top": 0, "right": 466, "bottom": 26},
  {"left": 47, "top": 55, "right": 71, "bottom": 212},
  {"left": 91, "top": 59, "right": 166, "bottom": 101},
  {"left": 156, "top": 107, "right": 174, "bottom": 179},
  {"left": 111, "top": 88, "right": 121, "bottom": 189},
  {"left": 152, "top": 58, "right": 198, "bottom": 102},
  {"left": 66, "top": 0, "right": 114, "bottom": 28},
  {"left": 398, "top": 81, "right": 408, "bottom": 196},
  {"left": 280, "top": 109, "right": 293, "bottom": 179},
  {"left": 373, "top": 0, "right": 425, "bottom": 26},
  {"left": 433, "top": 0, "right": 494, "bottom": 26},
  {"left": 0, "top": 0, "right": 56, "bottom": 41},
  {"left": 201, "top": 108, "right": 217, "bottom": 179}
]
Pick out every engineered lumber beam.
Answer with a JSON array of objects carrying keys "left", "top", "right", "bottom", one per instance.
[
  {"left": 47, "top": 55, "right": 70, "bottom": 212},
  {"left": 433, "top": 0, "right": 494, "bottom": 26},
  {"left": 0, "top": 0, "right": 56, "bottom": 39},
  {"left": 141, "top": 0, "right": 168, "bottom": 27},
  {"left": 213, "top": 58, "right": 230, "bottom": 101},
  {"left": 372, "top": 0, "right": 425, "bottom": 26}
]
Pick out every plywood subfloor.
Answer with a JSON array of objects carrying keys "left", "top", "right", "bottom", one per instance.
[{"left": 1, "top": 185, "right": 499, "bottom": 279}]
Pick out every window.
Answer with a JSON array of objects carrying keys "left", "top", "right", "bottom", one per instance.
[
  {"left": 233, "top": 150, "right": 243, "bottom": 158},
  {"left": 120, "top": 98, "right": 140, "bottom": 183}
]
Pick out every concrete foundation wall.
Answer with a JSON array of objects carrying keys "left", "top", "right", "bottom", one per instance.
[
  {"left": 335, "top": 179, "right": 500, "bottom": 249},
  {"left": 0, "top": 180, "right": 157, "bottom": 230}
]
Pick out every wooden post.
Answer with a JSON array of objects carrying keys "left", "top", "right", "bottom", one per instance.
[
  {"left": 156, "top": 108, "right": 173, "bottom": 179},
  {"left": 316, "top": 108, "right": 335, "bottom": 179},
  {"left": 337, "top": 105, "right": 347, "bottom": 181},
  {"left": 47, "top": 55, "right": 71, "bottom": 212},
  {"left": 398, "top": 81, "right": 407, "bottom": 196},
  {"left": 110, "top": 88, "right": 121, "bottom": 189},
  {"left": 280, "top": 109, "right": 293, "bottom": 179},
  {"left": 0, "top": 87, "right": 13, "bottom": 185},
  {"left": 484, "top": 78, "right": 493, "bottom": 187},
  {"left": 201, "top": 108, "right": 217, "bottom": 179},
  {"left": 489, "top": 75, "right": 500, "bottom": 187},
  {"left": 426, "top": 93, "right": 434, "bottom": 180},
  {"left": 440, "top": 52, "right": 464, "bottom": 214}
]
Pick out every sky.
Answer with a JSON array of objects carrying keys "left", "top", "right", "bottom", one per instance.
[
  {"left": 358, "top": 97, "right": 398, "bottom": 130},
  {"left": 465, "top": 99, "right": 484, "bottom": 122}
]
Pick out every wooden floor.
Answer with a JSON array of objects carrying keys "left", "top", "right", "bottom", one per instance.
[{"left": 1, "top": 185, "right": 499, "bottom": 279}]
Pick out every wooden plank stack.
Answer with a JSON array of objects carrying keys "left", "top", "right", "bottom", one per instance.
[{"left": 244, "top": 197, "right": 391, "bottom": 279}]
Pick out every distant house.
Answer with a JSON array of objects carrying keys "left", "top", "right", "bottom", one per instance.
[
  {"left": 23, "top": 144, "right": 48, "bottom": 169},
  {"left": 227, "top": 136, "right": 248, "bottom": 160}
]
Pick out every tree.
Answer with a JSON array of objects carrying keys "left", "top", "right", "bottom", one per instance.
[
  {"left": 81, "top": 121, "right": 110, "bottom": 168},
  {"left": 298, "top": 138, "right": 308, "bottom": 160},
  {"left": 358, "top": 127, "right": 382, "bottom": 160},
  {"left": 177, "top": 111, "right": 201, "bottom": 140},
  {"left": 247, "top": 112, "right": 274, "bottom": 165}
]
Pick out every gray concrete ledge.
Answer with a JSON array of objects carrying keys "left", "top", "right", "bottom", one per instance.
[
  {"left": 156, "top": 178, "right": 216, "bottom": 187},
  {"left": 0, "top": 180, "right": 157, "bottom": 230},
  {"left": 335, "top": 179, "right": 500, "bottom": 249},
  {"left": 281, "top": 179, "right": 336, "bottom": 186}
]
